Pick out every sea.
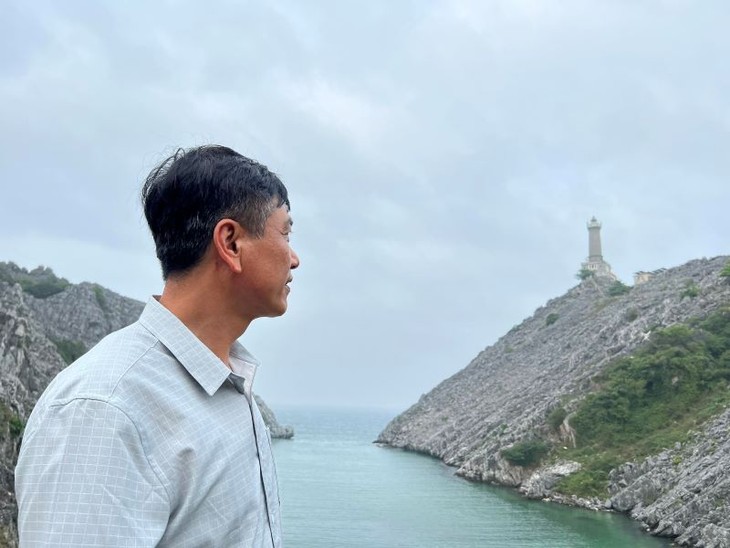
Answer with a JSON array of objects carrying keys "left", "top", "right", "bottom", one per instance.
[{"left": 271, "top": 406, "right": 673, "bottom": 548}]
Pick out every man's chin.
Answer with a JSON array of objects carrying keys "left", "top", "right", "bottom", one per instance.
[{"left": 266, "top": 303, "right": 288, "bottom": 318}]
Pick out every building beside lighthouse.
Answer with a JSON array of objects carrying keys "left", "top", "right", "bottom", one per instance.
[{"left": 580, "top": 217, "right": 617, "bottom": 280}]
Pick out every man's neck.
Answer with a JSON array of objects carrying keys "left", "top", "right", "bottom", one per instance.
[{"left": 158, "top": 272, "right": 250, "bottom": 368}]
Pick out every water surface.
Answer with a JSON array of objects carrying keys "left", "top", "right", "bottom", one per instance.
[{"left": 272, "top": 406, "right": 672, "bottom": 547}]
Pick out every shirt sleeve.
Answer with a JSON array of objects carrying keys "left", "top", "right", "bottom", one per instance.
[{"left": 15, "top": 398, "right": 170, "bottom": 547}]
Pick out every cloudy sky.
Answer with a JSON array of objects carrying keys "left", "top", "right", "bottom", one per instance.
[{"left": 1, "top": 0, "right": 728, "bottom": 410}]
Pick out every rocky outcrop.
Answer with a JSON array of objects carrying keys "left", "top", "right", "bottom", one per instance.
[
  {"left": 0, "top": 262, "right": 292, "bottom": 546},
  {"left": 255, "top": 395, "right": 294, "bottom": 439},
  {"left": 520, "top": 461, "right": 582, "bottom": 500},
  {"left": 0, "top": 283, "right": 62, "bottom": 546},
  {"left": 607, "top": 408, "right": 730, "bottom": 546},
  {"left": 25, "top": 282, "right": 144, "bottom": 350},
  {"left": 377, "top": 256, "right": 730, "bottom": 546}
]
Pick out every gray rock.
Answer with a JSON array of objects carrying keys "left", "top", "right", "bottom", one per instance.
[{"left": 521, "top": 461, "right": 582, "bottom": 499}]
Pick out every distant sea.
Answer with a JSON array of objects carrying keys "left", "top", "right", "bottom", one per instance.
[{"left": 272, "top": 406, "right": 672, "bottom": 548}]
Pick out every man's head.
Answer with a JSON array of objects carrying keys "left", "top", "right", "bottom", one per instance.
[{"left": 141, "top": 145, "right": 290, "bottom": 280}]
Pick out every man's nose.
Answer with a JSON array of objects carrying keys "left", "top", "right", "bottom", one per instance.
[{"left": 290, "top": 248, "right": 300, "bottom": 269}]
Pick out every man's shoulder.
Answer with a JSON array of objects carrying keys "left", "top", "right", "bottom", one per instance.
[{"left": 36, "top": 321, "right": 163, "bottom": 407}]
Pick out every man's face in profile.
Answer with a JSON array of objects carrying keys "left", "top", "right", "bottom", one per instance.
[{"left": 236, "top": 205, "right": 300, "bottom": 319}]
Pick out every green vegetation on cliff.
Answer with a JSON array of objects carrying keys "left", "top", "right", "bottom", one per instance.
[
  {"left": 607, "top": 280, "right": 631, "bottom": 296},
  {"left": 0, "top": 262, "right": 69, "bottom": 298},
  {"left": 547, "top": 406, "right": 567, "bottom": 432},
  {"left": 502, "top": 439, "right": 550, "bottom": 467},
  {"left": 555, "top": 307, "right": 730, "bottom": 498},
  {"left": 721, "top": 261, "right": 730, "bottom": 282},
  {"left": 50, "top": 338, "right": 87, "bottom": 365},
  {"left": 0, "top": 402, "right": 24, "bottom": 440}
]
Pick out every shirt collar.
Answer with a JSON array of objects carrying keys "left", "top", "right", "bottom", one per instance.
[
  {"left": 138, "top": 297, "right": 259, "bottom": 396},
  {"left": 228, "top": 345, "right": 260, "bottom": 399}
]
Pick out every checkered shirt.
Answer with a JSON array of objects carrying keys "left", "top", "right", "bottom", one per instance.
[{"left": 15, "top": 297, "right": 282, "bottom": 547}]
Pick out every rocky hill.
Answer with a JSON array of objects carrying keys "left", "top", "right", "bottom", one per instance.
[
  {"left": 377, "top": 256, "right": 730, "bottom": 547},
  {"left": 0, "top": 262, "right": 293, "bottom": 546}
]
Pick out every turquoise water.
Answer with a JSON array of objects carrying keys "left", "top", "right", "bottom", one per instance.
[{"left": 272, "top": 406, "right": 672, "bottom": 548}]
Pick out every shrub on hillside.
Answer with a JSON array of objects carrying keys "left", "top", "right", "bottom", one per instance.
[
  {"left": 545, "top": 313, "right": 559, "bottom": 326},
  {"left": 20, "top": 279, "right": 69, "bottom": 298},
  {"left": 51, "top": 338, "right": 87, "bottom": 365},
  {"left": 607, "top": 280, "right": 631, "bottom": 296},
  {"left": 547, "top": 406, "right": 568, "bottom": 431},
  {"left": 681, "top": 281, "right": 700, "bottom": 299},
  {"left": 502, "top": 439, "right": 550, "bottom": 467},
  {"left": 94, "top": 285, "right": 109, "bottom": 312},
  {"left": 720, "top": 262, "right": 730, "bottom": 283},
  {"left": 0, "top": 402, "right": 24, "bottom": 439}
]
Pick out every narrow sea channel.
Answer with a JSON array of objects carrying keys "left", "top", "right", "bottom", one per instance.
[{"left": 272, "top": 406, "right": 672, "bottom": 548}]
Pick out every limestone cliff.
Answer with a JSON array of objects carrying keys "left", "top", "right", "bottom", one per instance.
[
  {"left": 0, "top": 262, "right": 293, "bottom": 546},
  {"left": 377, "top": 256, "right": 730, "bottom": 546}
]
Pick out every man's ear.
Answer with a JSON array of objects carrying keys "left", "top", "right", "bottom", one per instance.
[{"left": 212, "top": 218, "right": 245, "bottom": 274}]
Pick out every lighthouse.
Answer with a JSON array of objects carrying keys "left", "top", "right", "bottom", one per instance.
[{"left": 580, "top": 217, "right": 616, "bottom": 279}]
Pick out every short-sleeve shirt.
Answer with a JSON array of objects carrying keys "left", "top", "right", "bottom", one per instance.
[{"left": 15, "top": 297, "right": 282, "bottom": 547}]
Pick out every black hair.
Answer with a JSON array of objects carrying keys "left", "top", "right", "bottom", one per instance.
[{"left": 141, "top": 145, "right": 289, "bottom": 279}]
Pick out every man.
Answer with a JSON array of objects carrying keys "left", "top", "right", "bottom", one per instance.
[{"left": 15, "top": 145, "right": 299, "bottom": 546}]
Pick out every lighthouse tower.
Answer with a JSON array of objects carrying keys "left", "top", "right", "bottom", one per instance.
[{"left": 580, "top": 217, "right": 616, "bottom": 279}]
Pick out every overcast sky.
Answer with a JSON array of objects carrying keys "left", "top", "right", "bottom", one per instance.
[{"left": 1, "top": 0, "right": 728, "bottom": 410}]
